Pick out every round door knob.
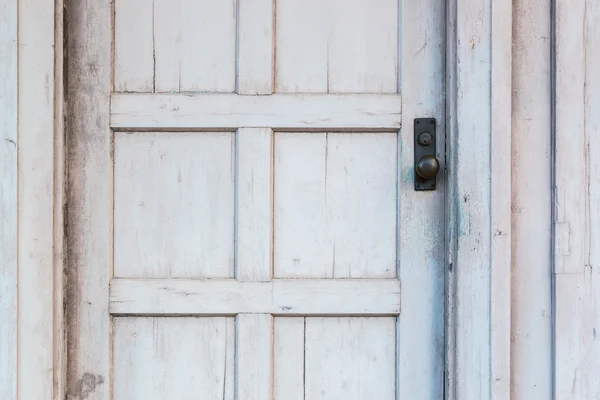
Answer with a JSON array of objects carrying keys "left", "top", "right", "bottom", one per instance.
[{"left": 416, "top": 155, "right": 440, "bottom": 179}]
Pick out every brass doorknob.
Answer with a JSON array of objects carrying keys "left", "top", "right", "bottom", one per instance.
[{"left": 416, "top": 155, "right": 440, "bottom": 179}]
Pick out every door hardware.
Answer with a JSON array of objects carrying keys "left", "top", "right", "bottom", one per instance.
[{"left": 414, "top": 118, "right": 440, "bottom": 191}]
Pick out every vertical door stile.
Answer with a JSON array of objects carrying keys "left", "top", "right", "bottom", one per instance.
[{"left": 235, "top": 2, "right": 276, "bottom": 399}]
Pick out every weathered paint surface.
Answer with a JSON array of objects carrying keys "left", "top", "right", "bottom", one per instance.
[
  {"left": 1, "top": 0, "right": 62, "bottom": 399},
  {"left": 554, "top": 0, "right": 600, "bottom": 398},
  {"left": 66, "top": 1, "right": 446, "bottom": 399},
  {"left": 511, "top": 0, "right": 553, "bottom": 398},
  {"left": 4, "top": 1, "right": 600, "bottom": 399}
]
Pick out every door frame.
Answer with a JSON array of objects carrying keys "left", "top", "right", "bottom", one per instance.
[
  {"left": 445, "top": 0, "right": 513, "bottom": 398},
  {"left": 0, "top": 0, "right": 512, "bottom": 398}
]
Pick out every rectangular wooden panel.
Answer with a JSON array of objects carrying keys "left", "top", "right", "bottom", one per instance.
[
  {"left": 237, "top": 0, "right": 274, "bottom": 94},
  {"left": 114, "top": 0, "right": 154, "bottom": 92},
  {"left": 113, "top": 317, "right": 234, "bottom": 400},
  {"left": 109, "top": 279, "right": 401, "bottom": 315},
  {"left": 274, "top": 132, "right": 397, "bottom": 278},
  {"left": 236, "top": 314, "right": 273, "bottom": 400},
  {"left": 304, "top": 317, "right": 396, "bottom": 400},
  {"left": 114, "top": 132, "right": 235, "bottom": 278},
  {"left": 236, "top": 128, "right": 273, "bottom": 281},
  {"left": 110, "top": 93, "right": 402, "bottom": 130},
  {"left": 153, "top": 0, "right": 236, "bottom": 92},
  {"left": 273, "top": 318, "right": 305, "bottom": 400},
  {"left": 276, "top": 0, "right": 398, "bottom": 93}
]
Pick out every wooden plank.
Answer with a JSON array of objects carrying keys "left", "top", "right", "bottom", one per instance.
[
  {"left": 397, "top": 0, "right": 446, "bottom": 398},
  {"left": 273, "top": 318, "right": 305, "bottom": 400},
  {"left": 510, "top": 0, "right": 552, "bottom": 398},
  {"left": 18, "top": 0, "right": 56, "bottom": 398},
  {"left": 304, "top": 317, "right": 396, "bottom": 400},
  {"left": 65, "top": 0, "right": 112, "bottom": 398},
  {"left": 113, "top": 131, "right": 235, "bottom": 278},
  {"left": 554, "top": 0, "right": 600, "bottom": 398},
  {"left": 452, "top": 0, "right": 493, "bottom": 397},
  {"left": 275, "top": 0, "right": 397, "bottom": 93},
  {"left": 113, "top": 317, "right": 234, "bottom": 399},
  {"left": 554, "top": 0, "right": 586, "bottom": 276},
  {"left": 114, "top": 0, "right": 154, "bottom": 92},
  {"left": 275, "top": 0, "right": 327, "bottom": 93},
  {"left": 110, "top": 93, "right": 402, "bottom": 130},
  {"left": 236, "top": 0, "right": 274, "bottom": 94},
  {"left": 153, "top": 0, "right": 236, "bottom": 92},
  {"left": 327, "top": 0, "right": 398, "bottom": 93},
  {"left": 53, "top": 1, "right": 66, "bottom": 398},
  {"left": 555, "top": 274, "right": 600, "bottom": 399},
  {"left": 274, "top": 132, "right": 397, "bottom": 278},
  {"left": 236, "top": 314, "right": 273, "bottom": 400},
  {"left": 236, "top": 128, "right": 273, "bottom": 281},
  {"left": 444, "top": 1, "right": 458, "bottom": 397},
  {"left": 0, "top": 0, "right": 17, "bottom": 397},
  {"left": 491, "top": 0, "right": 513, "bottom": 399},
  {"left": 109, "top": 279, "right": 402, "bottom": 315}
]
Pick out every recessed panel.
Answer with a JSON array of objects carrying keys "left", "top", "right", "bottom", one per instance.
[
  {"left": 114, "top": 0, "right": 236, "bottom": 92},
  {"left": 114, "top": 132, "right": 235, "bottom": 278},
  {"left": 274, "top": 132, "right": 398, "bottom": 278},
  {"left": 274, "top": 317, "right": 397, "bottom": 400},
  {"left": 276, "top": 0, "right": 399, "bottom": 93},
  {"left": 113, "top": 317, "right": 235, "bottom": 400}
]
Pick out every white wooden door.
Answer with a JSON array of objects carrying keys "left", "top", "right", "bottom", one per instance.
[{"left": 66, "top": 1, "right": 445, "bottom": 399}]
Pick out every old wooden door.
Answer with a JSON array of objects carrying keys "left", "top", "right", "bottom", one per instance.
[{"left": 66, "top": 0, "right": 445, "bottom": 399}]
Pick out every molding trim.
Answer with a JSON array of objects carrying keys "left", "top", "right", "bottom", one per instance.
[
  {"left": 0, "top": 0, "right": 64, "bottom": 399},
  {"left": 446, "top": 0, "right": 513, "bottom": 398}
]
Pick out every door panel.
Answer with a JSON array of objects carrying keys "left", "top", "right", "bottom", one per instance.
[
  {"left": 66, "top": 0, "right": 445, "bottom": 399},
  {"left": 275, "top": 0, "right": 399, "bottom": 93},
  {"left": 274, "top": 132, "right": 398, "bottom": 278},
  {"left": 115, "top": 0, "right": 237, "bottom": 92},
  {"left": 114, "top": 132, "right": 235, "bottom": 278},
  {"left": 113, "top": 317, "right": 236, "bottom": 400}
]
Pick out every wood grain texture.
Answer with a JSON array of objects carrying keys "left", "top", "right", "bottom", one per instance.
[
  {"left": 236, "top": 128, "right": 273, "bottom": 281},
  {"left": 511, "top": 0, "right": 552, "bottom": 398},
  {"left": 18, "top": 0, "right": 56, "bottom": 398},
  {"left": 397, "top": 0, "right": 446, "bottom": 398},
  {"left": 491, "top": 0, "right": 513, "bottom": 399},
  {"left": 274, "top": 132, "right": 397, "bottom": 279},
  {"left": 153, "top": 0, "right": 236, "bottom": 92},
  {"left": 452, "top": 0, "right": 493, "bottom": 397},
  {"left": 304, "top": 317, "right": 396, "bottom": 400},
  {"left": 237, "top": 0, "right": 274, "bottom": 94},
  {"left": 53, "top": 1, "right": 66, "bottom": 397},
  {"left": 554, "top": 0, "right": 600, "bottom": 398},
  {"left": 0, "top": 0, "right": 17, "bottom": 398},
  {"left": 113, "top": 131, "right": 235, "bottom": 278},
  {"left": 110, "top": 93, "right": 402, "bottom": 130},
  {"left": 113, "top": 317, "right": 235, "bottom": 400},
  {"left": 275, "top": 0, "right": 398, "bottom": 93},
  {"left": 114, "top": 0, "right": 154, "bottom": 92},
  {"left": 65, "top": 0, "right": 112, "bottom": 398},
  {"left": 236, "top": 314, "right": 273, "bottom": 400},
  {"left": 273, "top": 318, "right": 305, "bottom": 400},
  {"left": 109, "top": 279, "right": 402, "bottom": 315}
]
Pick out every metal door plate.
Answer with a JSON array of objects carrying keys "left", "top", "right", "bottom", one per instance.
[{"left": 414, "top": 118, "right": 437, "bottom": 191}]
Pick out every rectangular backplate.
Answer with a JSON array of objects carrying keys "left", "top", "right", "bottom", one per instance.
[{"left": 414, "top": 118, "right": 437, "bottom": 191}]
